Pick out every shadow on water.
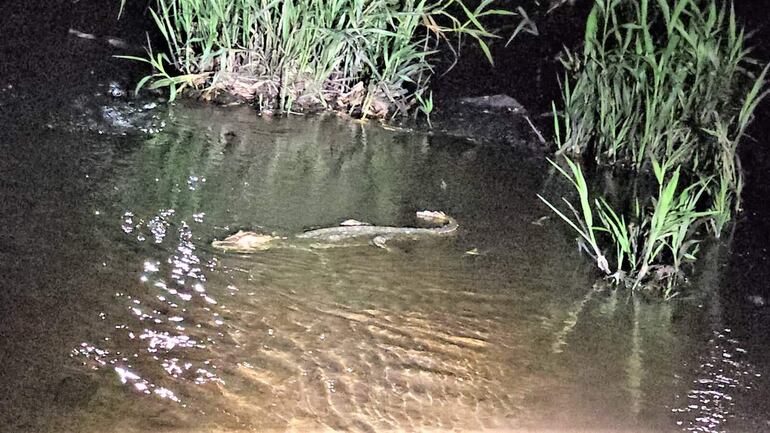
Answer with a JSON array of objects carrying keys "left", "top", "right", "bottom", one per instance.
[{"left": 0, "top": 98, "right": 765, "bottom": 432}]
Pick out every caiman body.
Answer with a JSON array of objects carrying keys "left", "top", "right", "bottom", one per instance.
[{"left": 212, "top": 210, "right": 457, "bottom": 253}]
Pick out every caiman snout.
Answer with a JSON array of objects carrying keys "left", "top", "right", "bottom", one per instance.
[{"left": 211, "top": 230, "right": 281, "bottom": 252}]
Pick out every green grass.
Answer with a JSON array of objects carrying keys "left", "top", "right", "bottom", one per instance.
[
  {"left": 542, "top": 0, "right": 768, "bottom": 296},
  {"left": 555, "top": 0, "right": 767, "bottom": 229},
  {"left": 119, "top": 0, "right": 527, "bottom": 118},
  {"left": 540, "top": 155, "right": 714, "bottom": 296}
]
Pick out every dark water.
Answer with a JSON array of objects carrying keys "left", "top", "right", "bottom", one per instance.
[
  {"left": 2, "top": 2, "right": 770, "bottom": 432},
  {"left": 1, "top": 97, "right": 769, "bottom": 432}
]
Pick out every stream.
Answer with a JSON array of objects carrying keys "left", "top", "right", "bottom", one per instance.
[
  {"left": 2, "top": 3, "right": 770, "bottom": 431},
  {"left": 1, "top": 100, "right": 769, "bottom": 432}
]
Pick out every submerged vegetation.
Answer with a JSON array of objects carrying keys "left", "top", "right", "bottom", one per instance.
[
  {"left": 543, "top": 0, "right": 768, "bottom": 295},
  {"left": 119, "top": 0, "right": 529, "bottom": 117}
]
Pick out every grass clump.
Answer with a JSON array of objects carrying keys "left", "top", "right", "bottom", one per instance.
[
  {"left": 539, "top": 156, "right": 714, "bottom": 297},
  {"left": 543, "top": 0, "right": 768, "bottom": 295},
  {"left": 120, "top": 0, "right": 524, "bottom": 118},
  {"left": 556, "top": 0, "right": 767, "bottom": 220}
]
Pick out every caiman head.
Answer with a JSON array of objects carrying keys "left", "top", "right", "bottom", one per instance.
[{"left": 211, "top": 230, "right": 281, "bottom": 253}]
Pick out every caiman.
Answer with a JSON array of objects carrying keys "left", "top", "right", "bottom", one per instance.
[{"left": 211, "top": 210, "right": 457, "bottom": 253}]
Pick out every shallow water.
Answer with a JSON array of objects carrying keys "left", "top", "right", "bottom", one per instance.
[{"left": 1, "top": 97, "right": 769, "bottom": 433}]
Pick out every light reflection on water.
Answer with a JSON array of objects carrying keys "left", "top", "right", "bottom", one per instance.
[
  {"left": 673, "top": 328, "right": 760, "bottom": 433},
  {"left": 74, "top": 215, "right": 226, "bottom": 409},
  {"left": 45, "top": 104, "right": 766, "bottom": 432}
]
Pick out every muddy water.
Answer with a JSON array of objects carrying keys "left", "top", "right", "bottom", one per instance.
[{"left": 1, "top": 98, "right": 768, "bottom": 433}]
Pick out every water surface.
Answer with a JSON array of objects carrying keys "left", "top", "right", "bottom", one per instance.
[{"left": 2, "top": 99, "right": 768, "bottom": 432}]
